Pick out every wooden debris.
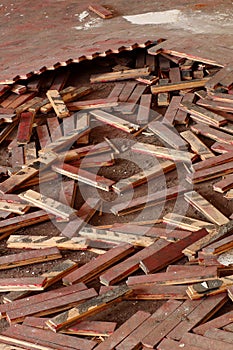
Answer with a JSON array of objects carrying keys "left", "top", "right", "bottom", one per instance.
[
  {"left": 180, "top": 130, "right": 215, "bottom": 160},
  {"left": 52, "top": 162, "right": 115, "bottom": 191},
  {"left": 88, "top": 3, "right": 113, "bottom": 19},
  {"left": 6, "top": 235, "right": 88, "bottom": 251},
  {"left": 19, "top": 189, "right": 77, "bottom": 221},
  {"left": 190, "top": 123, "right": 233, "bottom": 144},
  {"left": 187, "top": 278, "right": 233, "bottom": 299},
  {"left": 184, "top": 191, "right": 229, "bottom": 226},
  {"left": 111, "top": 184, "right": 187, "bottom": 216},
  {"left": 0, "top": 277, "right": 47, "bottom": 292},
  {"left": 163, "top": 212, "right": 216, "bottom": 232},
  {"left": 6, "top": 288, "right": 97, "bottom": 323},
  {"left": 16, "top": 111, "right": 35, "bottom": 145},
  {"left": 151, "top": 78, "right": 209, "bottom": 94},
  {"left": 202, "top": 234, "right": 233, "bottom": 255},
  {"left": 0, "top": 324, "right": 97, "bottom": 350},
  {"left": 63, "top": 243, "right": 134, "bottom": 285},
  {"left": 78, "top": 226, "right": 154, "bottom": 247},
  {"left": 148, "top": 120, "right": 188, "bottom": 150},
  {"left": 22, "top": 316, "right": 117, "bottom": 337},
  {"left": 46, "top": 285, "right": 132, "bottom": 332},
  {"left": 127, "top": 266, "right": 218, "bottom": 286},
  {"left": 131, "top": 142, "right": 195, "bottom": 162},
  {"left": 112, "top": 160, "right": 175, "bottom": 193},
  {"left": 90, "top": 109, "right": 140, "bottom": 133},
  {"left": 0, "top": 247, "right": 61, "bottom": 270},
  {"left": 94, "top": 310, "right": 151, "bottom": 350},
  {"left": 90, "top": 67, "right": 151, "bottom": 83},
  {"left": 46, "top": 90, "right": 70, "bottom": 118},
  {"left": 67, "top": 97, "right": 118, "bottom": 111},
  {"left": 136, "top": 94, "right": 152, "bottom": 125}
]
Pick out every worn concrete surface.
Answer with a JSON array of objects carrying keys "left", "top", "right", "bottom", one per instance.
[{"left": 0, "top": 0, "right": 232, "bottom": 82}]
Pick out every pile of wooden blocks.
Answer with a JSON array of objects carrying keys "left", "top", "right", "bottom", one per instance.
[{"left": 0, "top": 39, "right": 233, "bottom": 349}]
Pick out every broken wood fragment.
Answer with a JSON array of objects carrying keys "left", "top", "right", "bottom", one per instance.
[
  {"left": 90, "top": 67, "right": 151, "bottom": 83},
  {"left": 46, "top": 89, "right": 70, "bottom": 118},
  {"left": 88, "top": 3, "right": 113, "bottom": 18},
  {"left": 46, "top": 284, "right": 132, "bottom": 332},
  {"left": 184, "top": 190, "right": 229, "bottom": 226}
]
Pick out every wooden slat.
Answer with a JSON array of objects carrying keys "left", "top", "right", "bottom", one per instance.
[
  {"left": 39, "top": 113, "right": 90, "bottom": 153},
  {"left": 36, "top": 124, "right": 51, "bottom": 149},
  {"left": 52, "top": 162, "right": 115, "bottom": 192},
  {"left": 181, "top": 102, "right": 227, "bottom": 127},
  {"left": 190, "top": 123, "right": 233, "bottom": 145},
  {"left": 10, "top": 145, "right": 24, "bottom": 171},
  {"left": 47, "top": 117, "right": 62, "bottom": 141},
  {"left": 90, "top": 109, "right": 139, "bottom": 133},
  {"left": 131, "top": 142, "right": 195, "bottom": 162},
  {"left": 193, "top": 310, "right": 233, "bottom": 335},
  {"left": 202, "top": 234, "right": 233, "bottom": 255},
  {"left": 6, "top": 235, "right": 88, "bottom": 251},
  {"left": 163, "top": 212, "right": 216, "bottom": 232},
  {"left": 184, "top": 190, "right": 229, "bottom": 226},
  {"left": 19, "top": 189, "right": 77, "bottom": 221},
  {"left": 24, "top": 142, "right": 37, "bottom": 165},
  {"left": 46, "top": 90, "right": 70, "bottom": 118},
  {"left": 116, "top": 300, "right": 182, "bottom": 350},
  {"left": 168, "top": 293, "right": 227, "bottom": 341},
  {"left": 151, "top": 78, "right": 209, "bottom": 94},
  {"left": 162, "top": 95, "right": 182, "bottom": 125},
  {"left": 111, "top": 185, "right": 187, "bottom": 216},
  {"left": 140, "top": 229, "right": 209, "bottom": 274},
  {"left": 88, "top": 3, "right": 113, "bottom": 18},
  {"left": 213, "top": 174, "right": 233, "bottom": 193},
  {"left": 0, "top": 283, "right": 87, "bottom": 317},
  {"left": 67, "top": 97, "right": 118, "bottom": 111},
  {"left": 183, "top": 220, "right": 233, "bottom": 257},
  {"left": 0, "top": 277, "right": 47, "bottom": 292},
  {"left": 130, "top": 284, "right": 188, "bottom": 300},
  {"left": 148, "top": 120, "right": 188, "bottom": 150},
  {"left": 204, "top": 327, "right": 233, "bottom": 345},
  {"left": 46, "top": 284, "right": 132, "bottom": 332},
  {"left": 99, "top": 240, "right": 171, "bottom": 286},
  {"left": 158, "top": 338, "right": 203, "bottom": 350},
  {"left": 40, "top": 86, "right": 92, "bottom": 114},
  {"left": 0, "top": 324, "right": 97, "bottom": 350},
  {"left": 180, "top": 130, "right": 215, "bottom": 160},
  {"left": 112, "top": 160, "right": 175, "bottom": 193},
  {"left": 107, "top": 83, "right": 125, "bottom": 99},
  {"left": 90, "top": 67, "right": 150, "bottom": 83},
  {"left": 6, "top": 288, "right": 97, "bottom": 323},
  {"left": 17, "top": 111, "right": 35, "bottom": 145},
  {"left": 127, "top": 266, "right": 218, "bottom": 286},
  {"left": 142, "top": 299, "right": 203, "bottom": 348},
  {"left": 0, "top": 151, "right": 57, "bottom": 194},
  {"left": 94, "top": 310, "right": 151, "bottom": 350},
  {"left": 63, "top": 243, "right": 134, "bottom": 285},
  {"left": 119, "top": 85, "right": 147, "bottom": 114},
  {"left": 0, "top": 247, "right": 61, "bottom": 270},
  {"left": 117, "top": 82, "right": 137, "bottom": 102},
  {"left": 23, "top": 317, "right": 117, "bottom": 337},
  {"left": 187, "top": 160, "right": 233, "bottom": 184},
  {"left": 193, "top": 151, "right": 233, "bottom": 172},
  {"left": 136, "top": 94, "right": 152, "bottom": 125},
  {"left": 187, "top": 278, "right": 233, "bottom": 299},
  {"left": 78, "top": 227, "right": 154, "bottom": 247},
  {"left": 180, "top": 330, "right": 233, "bottom": 350}
]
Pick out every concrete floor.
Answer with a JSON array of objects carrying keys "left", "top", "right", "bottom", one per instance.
[{"left": 0, "top": 0, "right": 233, "bottom": 83}]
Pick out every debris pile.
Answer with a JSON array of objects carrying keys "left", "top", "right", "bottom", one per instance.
[{"left": 0, "top": 38, "right": 233, "bottom": 349}]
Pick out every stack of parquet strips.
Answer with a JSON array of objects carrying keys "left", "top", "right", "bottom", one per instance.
[{"left": 1, "top": 40, "right": 233, "bottom": 349}]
